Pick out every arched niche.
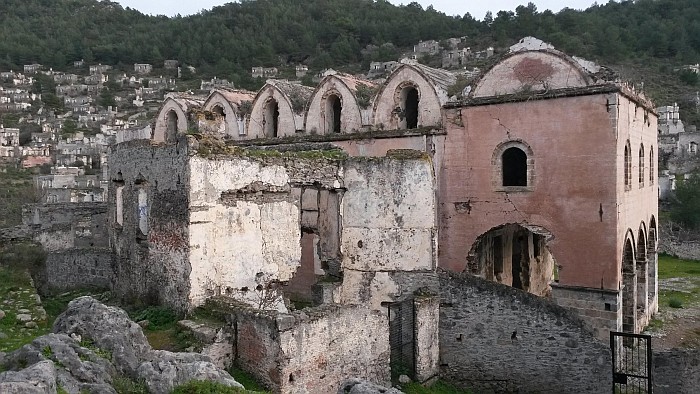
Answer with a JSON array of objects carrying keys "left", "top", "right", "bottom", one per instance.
[
  {"left": 200, "top": 90, "right": 255, "bottom": 139},
  {"left": 247, "top": 83, "right": 299, "bottom": 139},
  {"left": 472, "top": 50, "right": 593, "bottom": 98},
  {"left": 305, "top": 74, "right": 364, "bottom": 135},
  {"left": 373, "top": 64, "right": 450, "bottom": 130},
  {"left": 153, "top": 97, "right": 190, "bottom": 143}
]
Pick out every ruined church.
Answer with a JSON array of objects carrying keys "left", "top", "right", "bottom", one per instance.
[{"left": 102, "top": 38, "right": 658, "bottom": 393}]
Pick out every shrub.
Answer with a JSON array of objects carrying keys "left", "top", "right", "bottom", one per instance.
[{"left": 668, "top": 297, "right": 683, "bottom": 308}]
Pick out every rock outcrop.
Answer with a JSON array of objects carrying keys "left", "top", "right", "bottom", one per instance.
[
  {"left": 338, "top": 378, "right": 405, "bottom": 394},
  {"left": 0, "top": 296, "right": 243, "bottom": 394}
]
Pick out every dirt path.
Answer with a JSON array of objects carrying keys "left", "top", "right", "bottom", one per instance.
[{"left": 645, "top": 277, "right": 700, "bottom": 349}]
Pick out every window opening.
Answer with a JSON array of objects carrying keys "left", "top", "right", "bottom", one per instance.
[
  {"left": 502, "top": 147, "right": 527, "bottom": 186},
  {"left": 403, "top": 87, "right": 419, "bottom": 129},
  {"left": 166, "top": 110, "right": 178, "bottom": 142},
  {"left": 327, "top": 94, "right": 342, "bottom": 133},
  {"left": 264, "top": 99, "right": 279, "bottom": 137},
  {"left": 639, "top": 144, "right": 645, "bottom": 187}
]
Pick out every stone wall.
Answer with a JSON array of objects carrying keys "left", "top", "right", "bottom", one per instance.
[
  {"left": 335, "top": 152, "right": 438, "bottom": 310},
  {"left": 212, "top": 298, "right": 390, "bottom": 394},
  {"left": 108, "top": 138, "right": 191, "bottom": 311},
  {"left": 38, "top": 249, "right": 114, "bottom": 293},
  {"left": 19, "top": 202, "right": 113, "bottom": 294},
  {"left": 654, "top": 348, "right": 700, "bottom": 393},
  {"left": 659, "top": 222, "right": 700, "bottom": 260},
  {"left": 439, "top": 271, "right": 611, "bottom": 393}
]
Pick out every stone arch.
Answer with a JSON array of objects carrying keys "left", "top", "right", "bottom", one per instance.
[
  {"left": 471, "top": 49, "right": 593, "bottom": 98},
  {"left": 152, "top": 97, "right": 191, "bottom": 143},
  {"left": 202, "top": 93, "right": 239, "bottom": 137},
  {"left": 247, "top": 83, "right": 299, "bottom": 139},
  {"left": 636, "top": 223, "right": 648, "bottom": 316},
  {"left": 621, "top": 230, "right": 637, "bottom": 333},
  {"left": 373, "top": 64, "right": 449, "bottom": 130},
  {"left": 492, "top": 140, "right": 534, "bottom": 191},
  {"left": 648, "top": 216, "right": 658, "bottom": 309},
  {"left": 305, "top": 74, "right": 363, "bottom": 134},
  {"left": 466, "top": 223, "right": 556, "bottom": 297}
]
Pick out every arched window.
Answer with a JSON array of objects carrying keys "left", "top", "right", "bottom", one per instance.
[
  {"left": 264, "top": 99, "right": 279, "bottom": 138},
  {"left": 326, "top": 94, "right": 342, "bottom": 133},
  {"left": 624, "top": 141, "right": 631, "bottom": 190},
  {"left": 166, "top": 110, "right": 178, "bottom": 142},
  {"left": 401, "top": 86, "right": 419, "bottom": 129},
  {"left": 502, "top": 147, "right": 528, "bottom": 187},
  {"left": 690, "top": 141, "right": 698, "bottom": 154},
  {"left": 639, "top": 144, "right": 645, "bottom": 187},
  {"left": 649, "top": 147, "right": 654, "bottom": 184}
]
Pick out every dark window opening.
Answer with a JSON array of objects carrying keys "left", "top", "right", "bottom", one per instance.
[
  {"left": 213, "top": 105, "right": 225, "bottom": 120},
  {"left": 493, "top": 235, "right": 503, "bottom": 279},
  {"left": 404, "top": 87, "right": 419, "bottom": 129},
  {"left": 328, "top": 95, "right": 342, "bottom": 133},
  {"left": 265, "top": 99, "right": 279, "bottom": 138},
  {"left": 166, "top": 110, "right": 178, "bottom": 142},
  {"left": 502, "top": 147, "right": 527, "bottom": 186},
  {"left": 624, "top": 143, "right": 631, "bottom": 188}
]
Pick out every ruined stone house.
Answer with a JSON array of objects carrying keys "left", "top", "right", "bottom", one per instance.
[{"left": 91, "top": 39, "right": 661, "bottom": 393}]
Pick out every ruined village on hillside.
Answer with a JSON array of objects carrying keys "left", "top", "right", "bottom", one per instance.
[{"left": 1, "top": 30, "right": 700, "bottom": 394}]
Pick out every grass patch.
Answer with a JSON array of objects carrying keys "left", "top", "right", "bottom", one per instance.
[
  {"left": 228, "top": 366, "right": 269, "bottom": 392},
  {"left": 131, "top": 306, "right": 179, "bottom": 331},
  {"left": 172, "top": 380, "right": 245, "bottom": 394},
  {"left": 112, "top": 377, "right": 149, "bottom": 394},
  {"left": 0, "top": 266, "right": 51, "bottom": 352},
  {"left": 403, "top": 380, "right": 470, "bottom": 394},
  {"left": 658, "top": 254, "right": 700, "bottom": 279}
]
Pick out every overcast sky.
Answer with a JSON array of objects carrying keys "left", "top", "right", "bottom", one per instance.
[{"left": 113, "top": 0, "right": 603, "bottom": 20}]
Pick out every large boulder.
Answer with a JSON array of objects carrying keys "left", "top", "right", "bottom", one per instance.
[
  {"left": 138, "top": 350, "right": 243, "bottom": 393},
  {"left": 0, "top": 360, "right": 57, "bottom": 394},
  {"left": 2, "top": 297, "right": 242, "bottom": 394},
  {"left": 52, "top": 296, "right": 151, "bottom": 378},
  {"left": 338, "top": 378, "right": 404, "bottom": 394}
]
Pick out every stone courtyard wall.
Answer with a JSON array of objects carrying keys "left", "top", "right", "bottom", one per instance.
[
  {"left": 211, "top": 298, "right": 390, "bottom": 394},
  {"left": 438, "top": 271, "right": 611, "bottom": 393}
]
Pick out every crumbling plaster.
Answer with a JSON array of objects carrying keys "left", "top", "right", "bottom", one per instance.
[{"left": 472, "top": 51, "right": 592, "bottom": 98}]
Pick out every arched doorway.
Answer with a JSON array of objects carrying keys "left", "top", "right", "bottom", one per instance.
[
  {"left": 466, "top": 224, "right": 556, "bottom": 297},
  {"left": 648, "top": 217, "right": 658, "bottom": 310},
  {"left": 636, "top": 226, "right": 648, "bottom": 320},
  {"left": 622, "top": 235, "right": 637, "bottom": 333}
]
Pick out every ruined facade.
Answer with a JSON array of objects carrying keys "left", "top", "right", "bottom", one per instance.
[{"left": 102, "top": 39, "right": 657, "bottom": 393}]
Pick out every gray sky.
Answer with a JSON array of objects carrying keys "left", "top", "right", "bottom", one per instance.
[{"left": 113, "top": 0, "right": 603, "bottom": 20}]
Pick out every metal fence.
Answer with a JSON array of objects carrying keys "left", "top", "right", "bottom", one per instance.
[
  {"left": 388, "top": 298, "right": 415, "bottom": 383},
  {"left": 610, "top": 331, "right": 653, "bottom": 393}
]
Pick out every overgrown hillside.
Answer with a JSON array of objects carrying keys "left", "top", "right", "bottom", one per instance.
[{"left": 0, "top": 0, "right": 698, "bottom": 119}]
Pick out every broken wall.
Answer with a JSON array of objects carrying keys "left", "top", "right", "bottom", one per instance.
[
  {"left": 20, "top": 202, "right": 113, "bottom": 294},
  {"left": 187, "top": 153, "right": 342, "bottom": 310},
  {"left": 212, "top": 298, "right": 390, "bottom": 394},
  {"left": 335, "top": 152, "right": 438, "bottom": 310},
  {"left": 108, "top": 138, "right": 191, "bottom": 311},
  {"left": 439, "top": 271, "right": 611, "bottom": 393}
]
